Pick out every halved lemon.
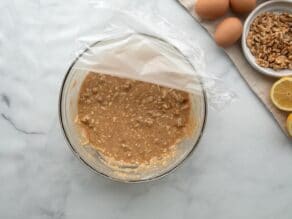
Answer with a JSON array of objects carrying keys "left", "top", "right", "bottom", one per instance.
[
  {"left": 270, "top": 77, "right": 292, "bottom": 111},
  {"left": 287, "top": 113, "right": 292, "bottom": 137}
]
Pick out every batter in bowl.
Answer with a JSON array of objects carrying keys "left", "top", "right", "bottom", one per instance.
[{"left": 77, "top": 72, "right": 195, "bottom": 166}]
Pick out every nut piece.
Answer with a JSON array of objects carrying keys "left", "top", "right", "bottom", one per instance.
[
  {"left": 246, "top": 12, "right": 292, "bottom": 70},
  {"left": 176, "top": 117, "right": 185, "bottom": 128}
]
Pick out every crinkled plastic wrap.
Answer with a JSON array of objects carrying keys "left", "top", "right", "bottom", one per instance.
[
  {"left": 71, "top": 6, "right": 235, "bottom": 108},
  {"left": 75, "top": 33, "right": 203, "bottom": 95},
  {"left": 59, "top": 5, "right": 236, "bottom": 181}
]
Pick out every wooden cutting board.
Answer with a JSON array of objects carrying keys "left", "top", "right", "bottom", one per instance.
[{"left": 177, "top": 0, "right": 290, "bottom": 137}]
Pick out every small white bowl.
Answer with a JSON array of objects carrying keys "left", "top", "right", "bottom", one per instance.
[{"left": 242, "top": 0, "right": 292, "bottom": 78}]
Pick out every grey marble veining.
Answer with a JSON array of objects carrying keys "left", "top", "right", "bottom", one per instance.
[{"left": 0, "top": 0, "right": 291, "bottom": 218}]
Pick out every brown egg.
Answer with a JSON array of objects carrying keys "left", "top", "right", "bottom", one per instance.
[
  {"left": 230, "top": 0, "right": 256, "bottom": 14},
  {"left": 195, "top": 0, "right": 229, "bottom": 20},
  {"left": 214, "top": 17, "right": 243, "bottom": 48}
]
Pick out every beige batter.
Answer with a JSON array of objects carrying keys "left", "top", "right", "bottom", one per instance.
[{"left": 77, "top": 72, "right": 194, "bottom": 165}]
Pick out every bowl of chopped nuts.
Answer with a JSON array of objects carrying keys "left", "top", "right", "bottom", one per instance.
[{"left": 242, "top": 0, "right": 292, "bottom": 77}]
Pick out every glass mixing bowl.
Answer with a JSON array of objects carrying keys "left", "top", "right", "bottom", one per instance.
[{"left": 59, "top": 33, "right": 207, "bottom": 182}]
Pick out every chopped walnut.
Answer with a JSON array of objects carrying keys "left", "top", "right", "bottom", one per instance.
[
  {"left": 176, "top": 117, "right": 185, "bottom": 127},
  {"left": 246, "top": 12, "right": 292, "bottom": 70},
  {"left": 92, "top": 87, "right": 98, "bottom": 94},
  {"left": 80, "top": 115, "right": 90, "bottom": 124}
]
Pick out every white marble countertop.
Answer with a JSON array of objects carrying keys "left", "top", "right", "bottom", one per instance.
[{"left": 0, "top": 0, "right": 291, "bottom": 218}]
